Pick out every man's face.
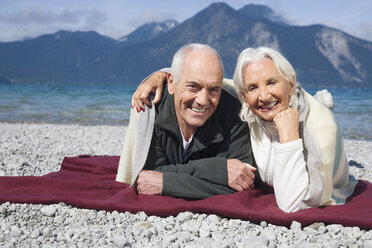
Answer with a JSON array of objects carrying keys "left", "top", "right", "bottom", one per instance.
[{"left": 168, "top": 49, "right": 223, "bottom": 139}]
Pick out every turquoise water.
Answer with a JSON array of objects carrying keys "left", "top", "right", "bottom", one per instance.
[
  {"left": 0, "top": 83, "right": 135, "bottom": 126},
  {"left": 1, "top": 83, "right": 371, "bottom": 141}
]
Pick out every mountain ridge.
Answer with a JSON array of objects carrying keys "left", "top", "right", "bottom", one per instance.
[{"left": 0, "top": 2, "right": 371, "bottom": 87}]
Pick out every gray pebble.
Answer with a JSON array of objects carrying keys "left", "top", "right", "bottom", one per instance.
[{"left": 307, "top": 222, "right": 325, "bottom": 231}]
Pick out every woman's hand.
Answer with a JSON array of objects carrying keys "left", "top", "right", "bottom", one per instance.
[
  {"left": 226, "top": 159, "right": 256, "bottom": 192},
  {"left": 137, "top": 170, "right": 163, "bottom": 195},
  {"left": 131, "top": 71, "right": 167, "bottom": 112},
  {"left": 273, "top": 108, "right": 300, "bottom": 143}
]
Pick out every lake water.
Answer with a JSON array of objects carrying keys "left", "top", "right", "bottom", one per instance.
[{"left": 1, "top": 83, "right": 371, "bottom": 141}]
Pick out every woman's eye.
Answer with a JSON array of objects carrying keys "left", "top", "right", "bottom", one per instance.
[
  {"left": 268, "top": 80, "right": 277, "bottom": 85},
  {"left": 246, "top": 86, "right": 256, "bottom": 92}
]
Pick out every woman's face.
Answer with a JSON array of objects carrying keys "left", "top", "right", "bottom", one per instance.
[{"left": 242, "top": 58, "right": 294, "bottom": 122}]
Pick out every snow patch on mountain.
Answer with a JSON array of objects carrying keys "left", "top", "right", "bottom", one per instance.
[
  {"left": 250, "top": 22, "right": 279, "bottom": 49},
  {"left": 316, "top": 28, "right": 366, "bottom": 82}
]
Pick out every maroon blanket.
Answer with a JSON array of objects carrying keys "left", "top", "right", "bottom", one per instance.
[{"left": 1, "top": 155, "right": 371, "bottom": 228}]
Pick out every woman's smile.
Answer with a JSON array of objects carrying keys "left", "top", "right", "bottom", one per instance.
[{"left": 258, "top": 101, "right": 278, "bottom": 111}]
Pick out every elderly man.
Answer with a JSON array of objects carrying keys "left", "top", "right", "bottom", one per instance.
[{"left": 116, "top": 43, "right": 256, "bottom": 199}]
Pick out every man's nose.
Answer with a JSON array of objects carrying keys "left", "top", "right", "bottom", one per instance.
[{"left": 196, "top": 88, "right": 208, "bottom": 105}]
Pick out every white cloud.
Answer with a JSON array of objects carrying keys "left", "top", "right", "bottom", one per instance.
[
  {"left": 128, "top": 9, "right": 177, "bottom": 28},
  {"left": 2, "top": 9, "right": 81, "bottom": 25},
  {"left": 0, "top": 8, "right": 107, "bottom": 41},
  {"left": 352, "top": 22, "right": 372, "bottom": 42}
]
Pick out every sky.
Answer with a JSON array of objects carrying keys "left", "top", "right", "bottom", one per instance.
[{"left": 0, "top": 0, "right": 372, "bottom": 43}]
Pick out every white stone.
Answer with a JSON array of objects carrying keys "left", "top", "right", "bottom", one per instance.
[
  {"left": 327, "top": 224, "right": 342, "bottom": 234},
  {"left": 41, "top": 205, "right": 57, "bottom": 217},
  {"left": 10, "top": 225, "right": 22, "bottom": 237},
  {"left": 365, "top": 240, "right": 372, "bottom": 248},
  {"left": 42, "top": 227, "right": 53, "bottom": 238},
  {"left": 176, "top": 211, "right": 193, "bottom": 223},
  {"left": 206, "top": 214, "right": 220, "bottom": 225},
  {"left": 199, "top": 223, "right": 211, "bottom": 238}
]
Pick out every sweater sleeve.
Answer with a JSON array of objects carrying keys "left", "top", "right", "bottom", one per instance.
[
  {"left": 162, "top": 172, "right": 235, "bottom": 199},
  {"left": 272, "top": 139, "right": 310, "bottom": 213}
]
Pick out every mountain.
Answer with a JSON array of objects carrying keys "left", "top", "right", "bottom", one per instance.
[
  {"left": 92, "top": 2, "right": 372, "bottom": 86},
  {"left": 0, "top": 2, "right": 372, "bottom": 87},
  {"left": 0, "top": 30, "right": 117, "bottom": 83},
  {"left": 118, "top": 20, "right": 179, "bottom": 44}
]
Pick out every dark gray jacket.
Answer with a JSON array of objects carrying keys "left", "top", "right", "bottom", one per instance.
[{"left": 143, "top": 84, "right": 254, "bottom": 199}]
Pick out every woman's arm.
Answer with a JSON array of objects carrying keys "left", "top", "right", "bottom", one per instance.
[
  {"left": 272, "top": 140, "right": 309, "bottom": 212},
  {"left": 270, "top": 107, "right": 310, "bottom": 212},
  {"left": 131, "top": 71, "right": 167, "bottom": 111}
]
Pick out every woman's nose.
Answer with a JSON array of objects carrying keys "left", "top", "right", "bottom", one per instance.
[{"left": 258, "top": 87, "right": 270, "bottom": 101}]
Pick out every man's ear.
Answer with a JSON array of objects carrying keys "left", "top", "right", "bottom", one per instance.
[{"left": 167, "top": 73, "right": 175, "bottom": 95}]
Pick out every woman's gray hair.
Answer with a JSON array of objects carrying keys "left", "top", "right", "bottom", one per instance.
[
  {"left": 233, "top": 47, "right": 297, "bottom": 122},
  {"left": 171, "top": 43, "right": 224, "bottom": 83}
]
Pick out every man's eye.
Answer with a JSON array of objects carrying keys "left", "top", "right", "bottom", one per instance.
[
  {"left": 209, "top": 88, "right": 220, "bottom": 95},
  {"left": 268, "top": 80, "right": 277, "bottom": 85},
  {"left": 187, "top": 85, "right": 198, "bottom": 91}
]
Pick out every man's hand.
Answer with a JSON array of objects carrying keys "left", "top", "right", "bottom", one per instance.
[
  {"left": 227, "top": 159, "right": 256, "bottom": 192},
  {"left": 136, "top": 170, "right": 163, "bottom": 195},
  {"left": 131, "top": 71, "right": 166, "bottom": 112}
]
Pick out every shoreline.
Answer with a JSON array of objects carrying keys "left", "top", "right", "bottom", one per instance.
[
  {"left": 1, "top": 122, "right": 372, "bottom": 247},
  {"left": 1, "top": 120, "right": 371, "bottom": 142}
]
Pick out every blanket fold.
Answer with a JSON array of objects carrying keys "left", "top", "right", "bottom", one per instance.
[{"left": 1, "top": 155, "right": 371, "bottom": 228}]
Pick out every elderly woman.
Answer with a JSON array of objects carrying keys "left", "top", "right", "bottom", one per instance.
[
  {"left": 130, "top": 46, "right": 356, "bottom": 213},
  {"left": 232, "top": 47, "right": 356, "bottom": 212}
]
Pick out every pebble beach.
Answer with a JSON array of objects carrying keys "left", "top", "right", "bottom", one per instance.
[{"left": 1, "top": 123, "right": 372, "bottom": 247}]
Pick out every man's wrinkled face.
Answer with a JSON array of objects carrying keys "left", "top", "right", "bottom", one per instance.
[{"left": 168, "top": 49, "right": 223, "bottom": 138}]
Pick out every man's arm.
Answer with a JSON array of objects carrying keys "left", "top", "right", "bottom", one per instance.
[
  {"left": 140, "top": 134, "right": 236, "bottom": 198},
  {"left": 137, "top": 169, "right": 235, "bottom": 199}
]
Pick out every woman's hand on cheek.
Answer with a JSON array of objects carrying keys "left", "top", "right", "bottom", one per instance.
[{"left": 273, "top": 108, "right": 300, "bottom": 143}]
